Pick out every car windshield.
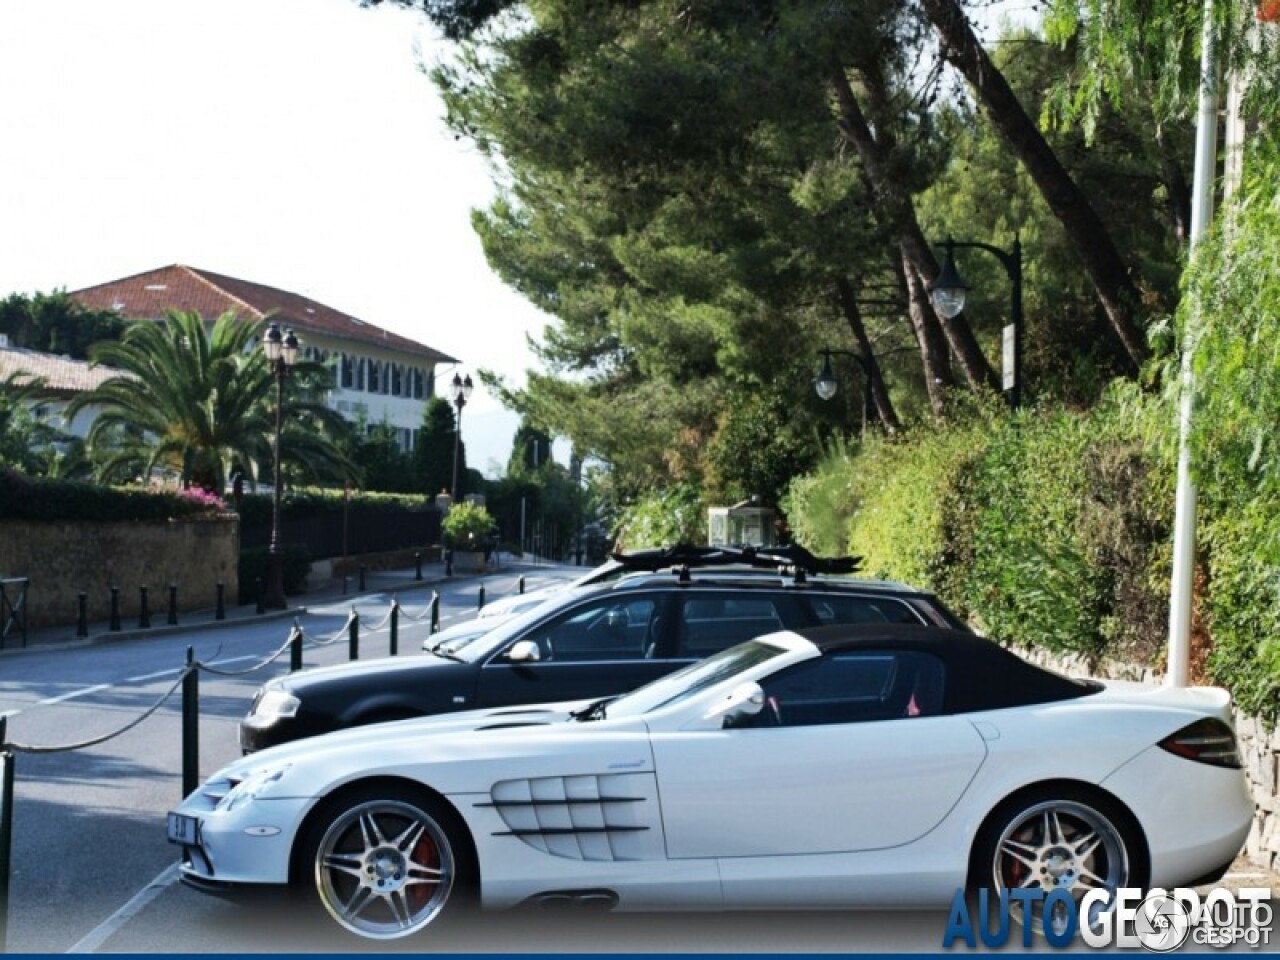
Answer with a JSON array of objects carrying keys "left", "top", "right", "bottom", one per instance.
[{"left": 602, "top": 638, "right": 791, "bottom": 719}]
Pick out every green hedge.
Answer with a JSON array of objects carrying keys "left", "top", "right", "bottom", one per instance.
[
  {"left": 785, "top": 380, "right": 1280, "bottom": 724},
  {"left": 0, "top": 469, "right": 226, "bottom": 522},
  {"left": 234, "top": 487, "right": 435, "bottom": 526}
]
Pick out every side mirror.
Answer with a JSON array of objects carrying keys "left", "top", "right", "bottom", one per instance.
[
  {"left": 704, "top": 681, "right": 766, "bottom": 728},
  {"left": 505, "top": 640, "right": 542, "bottom": 663}
]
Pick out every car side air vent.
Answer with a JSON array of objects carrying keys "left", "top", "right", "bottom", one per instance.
[
  {"left": 476, "top": 722, "right": 552, "bottom": 731},
  {"left": 486, "top": 708, "right": 557, "bottom": 716}
]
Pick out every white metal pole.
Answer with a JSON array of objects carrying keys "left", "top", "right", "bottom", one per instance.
[{"left": 1167, "top": 0, "right": 1220, "bottom": 688}]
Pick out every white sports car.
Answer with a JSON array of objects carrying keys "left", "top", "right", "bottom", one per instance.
[{"left": 168, "top": 624, "right": 1252, "bottom": 941}]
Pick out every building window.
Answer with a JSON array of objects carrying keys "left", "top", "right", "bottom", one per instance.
[
  {"left": 368, "top": 359, "right": 380, "bottom": 393},
  {"left": 392, "top": 363, "right": 403, "bottom": 396},
  {"left": 341, "top": 354, "right": 353, "bottom": 389}
]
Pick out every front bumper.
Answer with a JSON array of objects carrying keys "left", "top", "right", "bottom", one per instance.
[{"left": 169, "top": 794, "right": 313, "bottom": 887}]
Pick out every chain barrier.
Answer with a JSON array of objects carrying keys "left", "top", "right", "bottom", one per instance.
[
  {"left": 191, "top": 628, "right": 298, "bottom": 677},
  {"left": 1, "top": 669, "right": 189, "bottom": 755},
  {"left": 298, "top": 609, "right": 358, "bottom": 648},
  {"left": 398, "top": 591, "right": 439, "bottom": 623}
]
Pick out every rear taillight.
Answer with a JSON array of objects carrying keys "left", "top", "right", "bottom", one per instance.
[{"left": 1158, "top": 717, "right": 1243, "bottom": 768}]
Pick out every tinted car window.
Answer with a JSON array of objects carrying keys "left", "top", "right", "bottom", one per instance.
[
  {"left": 805, "top": 594, "right": 926, "bottom": 626},
  {"left": 743, "top": 651, "right": 946, "bottom": 727},
  {"left": 674, "top": 593, "right": 789, "bottom": 658},
  {"left": 517, "top": 597, "right": 659, "bottom": 662}
]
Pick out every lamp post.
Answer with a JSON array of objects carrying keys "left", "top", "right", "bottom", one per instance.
[
  {"left": 813, "top": 348, "right": 875, "bottom": 435},
  {"left": 928, "top": 235, "right": 1024, "bottom": 410},
  {"left": 261, "top": 322, "right": 299, "bottom": 610},
  {"left": 449, "top": 371, "right": 474, "bottom": 498}
]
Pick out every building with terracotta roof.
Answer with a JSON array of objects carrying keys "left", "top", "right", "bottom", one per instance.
[
  {"left": 70, "top": 265, "right": 457, "bottom": 451},
  {"left": 0, "top": 336, "right": 128, "bottom": 438}
]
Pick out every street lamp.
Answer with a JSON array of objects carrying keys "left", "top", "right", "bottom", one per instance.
[
  {"left": 813, "top": 347, "right": 875, "bottom": 435},
  {"left": 449, "top": 371, "right": 474, "bottom": 498},
  {"left": 261, "top": 322, "right": 299, "bottom": 610},
  {"left": 928, "top": 235, "right": 1024, "bottom": 410}
]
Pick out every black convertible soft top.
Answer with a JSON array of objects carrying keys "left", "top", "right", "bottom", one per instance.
[{"left": 793, "top": 623, "right": 1099, "bottom": 715}]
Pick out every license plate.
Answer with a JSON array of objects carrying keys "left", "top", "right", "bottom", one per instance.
[{"left": 167, "top": 812, "right": 201, "bottom": 846}]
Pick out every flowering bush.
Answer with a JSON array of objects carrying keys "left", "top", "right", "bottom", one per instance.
[{"left": 177, "top": 487, "right": 228, "bottom": 511}]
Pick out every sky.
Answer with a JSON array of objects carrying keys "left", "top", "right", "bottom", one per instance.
[{"left": 0, "top": 0, "right": 549, "bottom": 476}]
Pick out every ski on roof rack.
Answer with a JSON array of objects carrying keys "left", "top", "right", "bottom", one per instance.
[{"left": 609, "top": 543, "right": 862, "bottom": 576}]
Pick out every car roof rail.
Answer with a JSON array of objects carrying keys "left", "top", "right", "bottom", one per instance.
[{"left": 609, "top": 543, "right": 862, "bottom": 580}]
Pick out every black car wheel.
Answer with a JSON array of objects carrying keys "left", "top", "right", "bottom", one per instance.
[{"left": 296, "top": 784, "right": 474, "bottom": 940}]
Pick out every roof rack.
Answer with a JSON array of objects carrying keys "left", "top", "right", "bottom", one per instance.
[{"left": 609, "top": 544, "right": 862, "bottom": 579}]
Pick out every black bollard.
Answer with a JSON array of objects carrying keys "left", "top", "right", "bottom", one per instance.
[
  {"left": 289, "top": 619, "right": 303, "bottom": 673},
  {"left": 215, "top": 582, "right": 225, "bottom": 621},
  {"left": 76, "top": 593, "right": 88, "bottom": 639},
  {"left": 181, "top": 647, "right": 198, "bottom": 799},
  {"left": 167, "top": 583, "right": 178, "bottom": 626},
  {"left": 390, "top": 600, "right": 400, "bottom": 657},
  {"left": 255, "top": 577, "right": 264, "bottom": 615},
  {"left": 430, "top": 591, "right": 440, "bottom": 634},
  {"left": 341, "top": 576, "right": 349, "bottom": 596},
  {"left": 518, "top": 575, "right": 526, "bottom": 595},
  {"left": 445, "top": 549, "right": 453, "bottom": 577},
  {"left": 348, "top": 609, "right": 359, "bottom": 661},
  {"left": 414, "top": 551, "right": 423, "bottom": 580},
  {"left": 0, "top": 716, "right": 11, "bottom": 953},
  {"left": 109, "top": 586, "right": 121, "bottom": 632},
  {"left": 478, "top": 584, "right": 486, "bottom": 611},
  {"left": 138, "top": 586, "right": 150, "bottom": 629}
]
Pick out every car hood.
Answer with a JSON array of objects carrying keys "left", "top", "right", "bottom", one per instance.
[
  {"left": 218, "top": 699, "right": 654, "bottom": 797},
  {"left": 273, "top": 651, "right": 463, "bottom": 694}
]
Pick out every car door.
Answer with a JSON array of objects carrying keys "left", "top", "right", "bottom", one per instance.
[
  {"left": 476, "top": 592, "right": 675, "bottom": 707},
  {"left": 649, "top": 650, "right": 988, "bottom": 858}
]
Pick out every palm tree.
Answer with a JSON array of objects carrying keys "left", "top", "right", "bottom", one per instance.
[{"left": 66, "top": 309, "right": 355, "bottom": 493}]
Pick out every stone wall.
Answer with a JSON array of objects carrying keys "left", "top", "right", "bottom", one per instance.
[
  {"left": 0, "top": 516, "right": 239, "bottom": 629},
  {"left": 1020, "top": 646, "right": 1280, "bottom": 874}
]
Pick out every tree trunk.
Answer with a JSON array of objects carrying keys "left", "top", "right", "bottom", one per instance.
[
  {"left": 918, "top": 0, "right": 1150, "bottom": 370},
  {"left": 829, "top": 67, "right": 1000, "bottom": 393},
  {"left": 899, "top": 253, "right": 953, "bottom": 416},
  {"left": 834, "top": 276, "right": 903, "bottom": 432}
]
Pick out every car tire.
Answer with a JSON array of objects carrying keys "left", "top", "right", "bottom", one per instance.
[
  {"left": 970, "top": 785, "right": 1146, "bottom": 938},
  {"left": 293, "top": 782, "right": 476, "bottom": 940}
]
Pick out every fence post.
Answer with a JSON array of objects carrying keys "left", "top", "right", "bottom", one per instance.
[
  {"left": 0, "top": 715, "right": 11, "bottom": 952},
  {"left": 518, "top": 575, "right": 525, "bottom": 595},
  {"left": 289, "top": 619, "right": 303, "bottom": 673},
  {"left": 414, "top": 551, "right": 423, "bottom": 580},
  {"left": 167, "top": 583, "right": 178, "bottom": 626},
  {"left": 138, "top": 586, "right": 150, "bottom": 629},
  {"left": 109, "top": 586, "right": 121, "bottom": 632},
  {"left": 76, "top": 592, "right": 88, "bottom": 638},
  {"left": 390, "top": 599, "right": 400, "bottom": 657},
  {"left": 430, "top": 591, "right": 440, "bottom": 634},
  {"left": 348, "top": 609, "right": 359, "bottom": 661},
  {"left": 215, "top": 582, "right": 225, "bottom": 621},
  {"left": 182, "top": 647, "right": 198, "bottom": 800},
  {"left": 478, "top": 584, "right": 486, "bottom": 611},
  {"left": 359, "top": 566, "right": 366, "bottom": 592}
]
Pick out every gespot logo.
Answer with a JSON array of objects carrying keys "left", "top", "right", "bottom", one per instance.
[{"left": 942, "top": 886, "right": 1274, "bottom": 951}]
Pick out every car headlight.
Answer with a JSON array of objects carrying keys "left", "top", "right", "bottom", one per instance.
[
  {"left": 215, "top": 764, "right": 292, "bottom": 812},
  {"left": 252, "top": 687, "right": 301, "bottom": 719}
]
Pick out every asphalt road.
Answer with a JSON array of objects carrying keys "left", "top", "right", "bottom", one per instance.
[{"left": 1, "top": 561, "right": 1276, "bottom": 955}]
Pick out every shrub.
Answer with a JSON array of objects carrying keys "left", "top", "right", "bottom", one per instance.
[{"left": 441, "top": 501, "right": 496, "bottom": 549}]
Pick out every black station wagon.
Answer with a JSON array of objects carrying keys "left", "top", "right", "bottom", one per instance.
[{"left": 239, "top": 549, "right": 969, "bottom": 753}]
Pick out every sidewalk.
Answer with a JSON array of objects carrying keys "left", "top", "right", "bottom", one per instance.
[{"left": 0, "top": 557, "right": 506, "bottom": 656}]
